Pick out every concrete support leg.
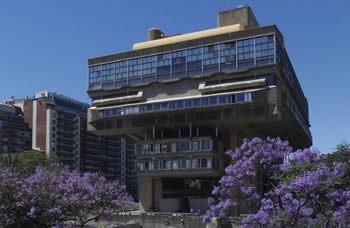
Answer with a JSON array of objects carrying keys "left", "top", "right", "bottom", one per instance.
[
  {"left": 228, "top": 129, "right": 240, "bottom": 216},
  {"left": 138, "top": 176, "right": 153, "bottom": 212}
]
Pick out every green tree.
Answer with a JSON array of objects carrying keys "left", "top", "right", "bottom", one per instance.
[{"left": 0, "top": 150, "right": 59, "bottom": 174}]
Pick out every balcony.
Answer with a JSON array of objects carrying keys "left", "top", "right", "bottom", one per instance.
[
  {"left": 136, "top": 138, "right": 216, "bottom": 158},
  {"left": 136, "top": 157, "right": 222, "bottom": 177}
]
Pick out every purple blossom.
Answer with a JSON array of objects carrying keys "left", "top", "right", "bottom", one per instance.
[
  {"left": 0, "top": 167, "right": 134, "bottom": 227},
  {"left": 203, "top": 137, "right": 350, "bottom": 227}
]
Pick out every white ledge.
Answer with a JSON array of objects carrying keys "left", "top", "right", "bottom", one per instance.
[
  {"left": 92, "top": 91, "right": 144, "bottom": 107},
  {"left": 198, "top": 78, "right": 266, "bottom": 94}
]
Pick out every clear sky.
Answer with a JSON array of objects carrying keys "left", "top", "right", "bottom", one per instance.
[{"left": 0, "top": 0, "right": 349, "bottom": 153}]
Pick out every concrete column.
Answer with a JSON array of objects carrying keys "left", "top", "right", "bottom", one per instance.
[
  {"left": 228, "top": 129, "right": 238, "bottom": 151},
  {"left": 138, "top": 176, "right": 153, "bottom": 212},
  {"left": 228, "top": 129, "right": 240, "bottom": 216}
]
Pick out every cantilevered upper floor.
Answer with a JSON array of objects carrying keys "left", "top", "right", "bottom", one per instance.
[{"left": 87, "top": 6, "right": 312, "bottom": 147}]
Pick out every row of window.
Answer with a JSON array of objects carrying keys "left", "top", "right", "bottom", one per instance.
[
  {"left": 136, "top": 139, "right": 212, "bottom": 154},
  {"left": 276, "top": 40, "right": 308, "bottom": 121},
  {"left": 100, "top": 92, "right": 253, "bottom": 117},
  {"left": 88, "top": 35, "right": 275, "bottom": 90},
  {"left": 136, "top": 157, "right": 216, "bottom": 171}
]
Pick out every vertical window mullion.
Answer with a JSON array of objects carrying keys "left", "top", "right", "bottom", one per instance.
[
  {"left": 254, "top": 38, "right": 256, "bottom": 66},
  {"left": 218, "top": 44, "right": 221, "bottom": 72},
  {"left": 185, "top": 49, "right": 188, "bottom": 77},
  {"left": 126, "top": 60, "right": 129, "bottom": 85},
  {"left": 235, "top": 43, "right": 238, "bottom": 69},
  {"left": 273, "top": 34, "right": 277, "bottom": 64},
  {"left": 201, "top": 46, "right": 204, "bottom": 76}
]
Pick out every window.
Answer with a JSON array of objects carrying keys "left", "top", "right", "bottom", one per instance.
[
  {"left": 166, "top": 160, "right": 171, "bottom": 169},
  {"left": 200, "top": 158, "right": 208, "bottom": 168},
  {"left": 220, "top": 41, "right": 236, "bottom": 71},
  {"left": 157, "top": 53, "right": 171, "bottom": 80},
  {"left": 144, "top": 160, "right": 152, "bottom": 170},
  {"left": 209, "top": 96, "right": 218, "bottom": 105},
  {"left": 142, "top": 56, "right": 156, "bottom": 82},
  {"left": 128, "top": 58, "right": 142, "bottom": 85},
  {"left": 201, "top": 140, "right": 211, "bottom": 151},
  {"left": 171, "top": 143, "right": 177, "bottom": 152},
  {"left": 192, "top": 159, "right": 199, "bottom": 168},
  {"left": 192, "top": 141, "right": 199, "bottom": 151},
  {"left": 89, "top": 65, "right": 102, "bottom": 89},
  {"left": 203, "top": 45, "right": 219, "bottom": 74},
  {"left": 172, "top": 160, "right": 179, "bottom": 169},
  {"left": 115, "top": 61, "right": 127, "bottom": 79},
  {"left": 181, "top": 141, "right": 191, "bottom": 152},
  {"left": 219, "top": 95, "right": 232, "bottom": 104},
  {"left": 145, "top": 104, "right": 153, "bottom": 112},
  {"left": 176, "top": 100, "right": 184, "bottom": 109},
  {"left": 168, "top": 101, "right": 176, "bottom": 110},
  {"left": 237, "top": 38, "right": 255, "bottom": 69},
  {"left": 155, "top": 144, "right": 161, "bottom": 153},
  {"left": 201, "top": 97, "right": 208, "bottom": 106},
  {"left": 160, "top": 160, "right": 167, "bottom": 169},
  {"left": 187, "top": 47, "right": 202, "bottom": 76},
  {"left": 172, "top": 50, "right": 186, "bottom": 78},
  {"left": 186, "top": 159, "right": 191, "bottom": 169},
  {"left": 236, "top": 92, "right": 253, "bottom": 103},
  {"left": 143, "top": 144, "right": 153, "bottom": 154},
  {"left": 153, "top": 160, "right": 159, "bottom": 170},
  {"left": 185, "top": 100, "right": 192, "bottom": 108},
  {"left": 255, "top": 35, "right": 274, "bottom": 65},
  {"left": 136, "top": 144, "right": 143, "bottom": 154},
  {"left": 160, "top": 102, "right": 168, "bottom": 111},
  {"left": 162, "top": 143, "right": 169, "bottom": 153},
  {"left": 102, "top": 63, "right": 115, "bottom": 88},
  {"left": 180, "top": 160, "right": 187, "bottom": 169},
  {"left": 192, "top": 98, "right": 200, "bottom": 107}
]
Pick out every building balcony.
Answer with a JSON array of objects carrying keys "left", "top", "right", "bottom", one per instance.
[{"left": 136, "top": 137, "right": 218, "bottom": 158}]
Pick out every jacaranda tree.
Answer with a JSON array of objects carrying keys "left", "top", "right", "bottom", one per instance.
[
  {"left": 203, "top": 137, "right": 350, "bottom": 228},
  {"left": 0, "top": 166, "right": 133, "bottom": 228}
]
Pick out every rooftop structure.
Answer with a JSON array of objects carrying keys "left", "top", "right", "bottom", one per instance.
[{"left": 87, "top": 6, "right": 311, "bottom": 213}]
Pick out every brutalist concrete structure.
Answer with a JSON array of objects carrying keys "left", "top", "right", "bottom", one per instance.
[{"left": 87, "top": 6, "right": 312, "bottom": 213}]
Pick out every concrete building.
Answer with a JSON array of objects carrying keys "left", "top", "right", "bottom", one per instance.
[
  {"left": 0, "top": 103, "right": 31, "bottom": 153},
  {"left": 7, "top": 91, "right": 137, "bottom": 198},
  {"left": 86, "top": 6, "right": 311, "bottom": 213}
]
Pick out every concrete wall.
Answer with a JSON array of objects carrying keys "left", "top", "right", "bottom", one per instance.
[
  {"left": 189, "top": 198, "right": 209, "bottom": 214},
  {"left": 138, "top": 176, "right": 153, "bottom": 211},
  {"left": 159, "top": 198, "right": 181, "bottom": 212},
  {"left": 88, "top": 214, "right": 241, "bottom": 228}
]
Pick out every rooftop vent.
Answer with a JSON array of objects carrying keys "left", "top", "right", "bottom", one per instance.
[{"left": 148, "top": 28, "right": 165, "bottom": 41}]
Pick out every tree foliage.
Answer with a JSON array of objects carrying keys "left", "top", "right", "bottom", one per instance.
[
  {"left": 0, "top": 166, "right": 133, "bottom": 228},
  {"left": 203, "top": 137, "right": 350, "bottom": 227},
  {"left": 0, "top": 150, "right": 58, "bottom": 174}
]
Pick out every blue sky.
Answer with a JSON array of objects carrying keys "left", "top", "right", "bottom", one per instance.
[{"left": 0, "top": 0, "right": 349, "bottom": 153}]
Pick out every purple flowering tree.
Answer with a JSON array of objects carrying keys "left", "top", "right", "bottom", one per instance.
[
  {"left": 203, "top": 137, "right": 350, "bottom": 227},
  {"left": 0, "top": 167, "right": 133, "bottom": 228}
]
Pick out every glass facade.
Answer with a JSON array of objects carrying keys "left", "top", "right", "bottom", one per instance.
[
  {"left": 88, "top": 35, "right": 276, "bottom": 90},
  {"left": 99, "top": 92, "right": 253, "bottom": 118}
]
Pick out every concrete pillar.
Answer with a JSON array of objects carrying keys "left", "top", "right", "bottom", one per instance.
[
  {"left": 138, "top": 176, "right": 153, "bottom": 212},
  {"left": 228, "top": 129, "right": 238, "bottom": 151},
  {"left": 228, "top": 129, "right": 240, "bottom": 216}
]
